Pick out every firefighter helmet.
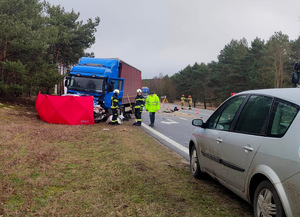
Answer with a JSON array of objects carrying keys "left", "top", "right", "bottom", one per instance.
[
  {"left": 189, "top": 95, "right": 191, "bottom": 98},
  {"left": 182, "top": 94, "right": 184, "bottom": 97},
  {"left": 137, "top": 89, "right": 142, "bottom": 93},
  {"left": 113, "top": 89, "right": 119, "bottom": 94}
]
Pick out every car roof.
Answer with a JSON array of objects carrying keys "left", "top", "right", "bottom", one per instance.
[{"left": 237, "top": 88, "right": 300, "bottom": 105}]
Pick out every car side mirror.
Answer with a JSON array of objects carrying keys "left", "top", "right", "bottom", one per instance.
[{"left": 192, "top": 119, "right": 204, "bottom": 127}]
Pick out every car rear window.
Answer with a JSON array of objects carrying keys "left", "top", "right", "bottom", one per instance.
[{"left": 268, "top": 99, "right": 299, "bottom": 137}]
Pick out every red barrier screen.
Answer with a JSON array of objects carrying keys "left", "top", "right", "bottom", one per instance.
[{"left": 35, "top": 92, "right": 94, "bottom": 125}]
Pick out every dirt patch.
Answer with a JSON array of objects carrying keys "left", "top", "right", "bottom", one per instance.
[
  {"left": 162, "top": 110, "right": 200, "bottom": 119},
  {"left": 170, "top": 100, "right": 217, "bottom": 111}
]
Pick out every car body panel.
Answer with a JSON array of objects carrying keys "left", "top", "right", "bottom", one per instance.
[
  {"left": 196, "top": 128, "right": 226, "bottom": 176},
  {"left": 238, "top": 88, "right": 300, "bottom": 105},
  {"left": 220, "top": 132, "right": 262, "bottom": 192},
  {"left": 189, "top": 88, "right": 300, "bottom": 217},
  {"left": 281, "top": 172, "right": 300, "bottom": 216}
]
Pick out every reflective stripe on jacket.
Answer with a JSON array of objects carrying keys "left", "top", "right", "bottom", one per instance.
[
  {"left": 134, "top": 95, "right": 145, "bottom": 109},
  {"left": 111, "top": 94, "right": 119, "bottom": 109},
  {"left": 145, "top": 94, "right": 160, "bottom": 112}
]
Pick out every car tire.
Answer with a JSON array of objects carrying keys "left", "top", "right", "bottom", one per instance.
[
  {"left": 190, "top": 145, "right": 203, "bottom": 179},
  {"left": 253, "top": 180, "right": 285, "bottom": 217}
]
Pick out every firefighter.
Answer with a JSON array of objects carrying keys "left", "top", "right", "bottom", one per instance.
[
  {"left": 133, "top": 89, "right": 145, "bottom": 126},
  {"left": 110, "top": 89, "right": 120, "bottom": 125},
  {"left": 188, "top": 95, "right": 192, "bottom": 110},
  {"left": 180, "top": 94, "right": 185, "bottom": 109}
]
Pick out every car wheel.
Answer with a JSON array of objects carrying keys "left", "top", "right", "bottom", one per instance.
[
  {"left": 253, "top": 180, "right": 285, "bottom": 217},
  {"left": 190, "top": 145, "right": 203, "bottom": 178}
]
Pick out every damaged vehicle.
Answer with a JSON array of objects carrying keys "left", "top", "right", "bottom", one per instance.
[{"left": 65, "top": 57, "right": 142, "bottom": 122}]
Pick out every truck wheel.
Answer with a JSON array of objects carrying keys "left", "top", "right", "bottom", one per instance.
[
  {"left": 253, "top": 180, "right": 285, "bottom": 217},
  {"left": 190, "top": 145, "right": 203, "bottom": 179}
]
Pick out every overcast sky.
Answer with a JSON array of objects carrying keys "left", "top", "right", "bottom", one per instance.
[{"left": 46, "top": 0, "right": 300, "bottom": 79}]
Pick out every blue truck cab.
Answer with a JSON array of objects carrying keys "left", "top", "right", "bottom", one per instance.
[
  {"left": 142, "top": 87, "right": 149, "bottom": 97},
  {"left": 65, "top": 58, "right": 125, "bottom": 121}
]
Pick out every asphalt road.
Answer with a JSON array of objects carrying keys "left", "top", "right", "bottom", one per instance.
[{"left": 140, "top": 104, "right": 214, "bottom": 160}]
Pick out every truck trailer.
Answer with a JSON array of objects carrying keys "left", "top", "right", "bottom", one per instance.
[{"left": 65, "top": 57, "right": 142, "bottom": 121}]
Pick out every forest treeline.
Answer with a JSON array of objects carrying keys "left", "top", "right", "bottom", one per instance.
[
  {"left": 0, "top": 0, "right": 99, "bottom": 97},
  {"left": 1, "top": 1, "right": 299, "bottom": 106},
  {"left": 144, "top": 32, "right": 300, "bottom": 107}
]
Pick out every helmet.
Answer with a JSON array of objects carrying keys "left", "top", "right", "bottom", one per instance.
[
  {"left": 137, "top": 89, "right": 142, "bottom": 93},
  {"left": 113, "top": 89, "right": 119, "bottom": 94},
  {"left": 188, "top": 95, "right": 191, "bottom": 98},
  {"left": 182, "top": 94, "right": 184, "bottom": 97}
]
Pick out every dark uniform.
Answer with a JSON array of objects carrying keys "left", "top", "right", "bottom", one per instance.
[
  {"left": 133, "top": 94, "right": 145, "bottom": 126},
  {"left": 110, "top": 92, "right": 120, "bottom": 125}
]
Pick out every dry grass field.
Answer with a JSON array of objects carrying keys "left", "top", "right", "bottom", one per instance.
[{"left": 0, "top": 101, "right": 252, "bottom": 216}]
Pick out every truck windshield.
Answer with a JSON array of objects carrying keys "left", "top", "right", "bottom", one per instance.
[{"left": 69, "top": 76, "right": 104, "bottom": 93}]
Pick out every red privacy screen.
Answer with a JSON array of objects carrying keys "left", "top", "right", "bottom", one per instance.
[{"left": 35, "top": 92, "right": 94, "bottom": 125}]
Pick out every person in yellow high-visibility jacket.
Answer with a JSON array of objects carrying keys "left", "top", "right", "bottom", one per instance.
[
  {"left": 145, "top": 91, "right": 160, "bottom": 127},
  {"left": 180, "top": 94, "right": 185, "bottom": 109}
]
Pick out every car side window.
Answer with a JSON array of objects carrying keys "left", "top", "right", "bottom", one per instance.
[
  {"left": 234, "top": 95, "right": 272, "bottom": 135},
  {"left": 268, "top": 99, "right": 299, "bottom": 137},
  {"left": 207, "top": 95, "right": 246, "bottom": 130}
]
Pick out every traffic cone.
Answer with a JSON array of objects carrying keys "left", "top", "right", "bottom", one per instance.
[{"left": 196, "top": 109, "right": 199, "bottom": 114}]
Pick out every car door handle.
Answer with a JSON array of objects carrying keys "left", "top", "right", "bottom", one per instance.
[
  {"left": 216, "top": 138, "right": 223, "bottom": 144},
  {"left": 244, "top": 145, "right": 254, "bottom": 152}
]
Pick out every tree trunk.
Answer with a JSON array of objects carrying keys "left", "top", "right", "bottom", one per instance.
[
  {"left": 203, "top": 94, "right": 207, "bottom": 109},
  {"left": 279, "top": 55, "right": 283, "bottom": 88},
  {"left": 3, "top": 11, "right": 9, "bottom": 62}
]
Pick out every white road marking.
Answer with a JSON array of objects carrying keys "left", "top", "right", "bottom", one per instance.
[
  {"left": 161, "top": 119, "right": 178, "bottom": 125},
  {"left": 141, "top": 123, "right": 189, "bottom": 155},
  {"left": 180, "top": 118, "right": 187, "bottom": 120},
  {"left": 199, "top": 113, "right": 211, "bottom": 117}
]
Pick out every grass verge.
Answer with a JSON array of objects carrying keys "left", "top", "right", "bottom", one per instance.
[{"left": 0, "top": 102, "right": 252, "bottom": 216}]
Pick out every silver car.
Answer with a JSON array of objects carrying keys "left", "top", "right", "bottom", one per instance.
[{"left": 189, "top": 88, "right": 300, "bottom": 217}]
